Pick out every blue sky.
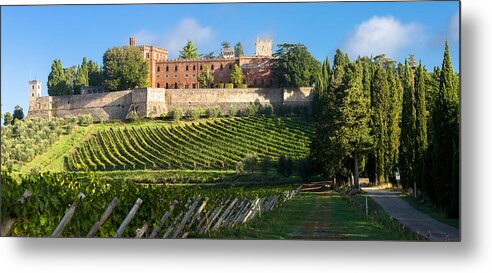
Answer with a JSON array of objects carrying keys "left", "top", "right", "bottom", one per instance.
[{"left": 1, "top": 1, "right": 459, "bottom": 115}]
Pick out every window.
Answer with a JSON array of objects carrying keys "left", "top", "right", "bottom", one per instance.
[
  {"left": 146, "top": 53, "right": 150, "bottom": 59},
  {"left": 185, "top": 84, "right": 189, "bottom": 89},
  {"left": 192, "top": 83, "right": 196, "bottom": 89},
  {"left": 185, "top": 74, "right": 188, "bottom": 78},
  {"left": 157, "top": 83, "right": 160, "bottom": 88},
  {"left": 175, "top": 65, "right": 178, "bottom": 71},
  {"left": 174, "top": 74, "right": 177, "bottom": 78},
  {"left": 211, "top": 65, "right": 214, "bottom": 70},
  {"left": 32, "top": 85, "right": 35, "bottom": 90},
  {"left": 166, "top": 75, "right": 169, "bottom": 78},
  {"left": 186, "top": 65, "right": 189, "bottom": 71},
  {"left": 174, "top": 83, "right": 178, "bottom": 88},
  {"left": 166, "top": 83, "right": 169, "bottom": 89},
  {"left": 193, "top": 65, "right": 196, "bottom": 70},
  {"left": 200, "top": 65, "right": 203, "bottom": 70},
  {"left": 157, "top": 66, "right": 160, "bottom": 72},
  {"left": 220, "top": 64, "right": 223, "bottom": 70},
  {"left": 31, "top": 93, "right": 34, "bottom": 97},
  {"left": 229, "top": 64, "right": 232, "bottom": 70},
  {"left": 166, "top": 65, "right": 169, "bottom": 71}
]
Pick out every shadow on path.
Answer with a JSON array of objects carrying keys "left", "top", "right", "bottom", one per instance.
[{"left": 364, "top": 187, "right": 460, "bottom": 241}]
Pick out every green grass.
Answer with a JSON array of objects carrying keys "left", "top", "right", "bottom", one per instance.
[
  {"left": 401, "top": 195, "right": 459, "bottom": 228},
  {"left": 200, "top": 192, "right": 417, "bottom": 240},
  {"left": 20, "top": 125, "right": 93, "bottom": 173}
]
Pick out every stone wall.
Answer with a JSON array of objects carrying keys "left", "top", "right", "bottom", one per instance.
[{"left": 28, "top": 87, "right": 312, "bottom": 120}]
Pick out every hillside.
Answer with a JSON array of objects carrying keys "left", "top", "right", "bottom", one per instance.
[{"left": 66, "top": 116, "right": 313, "bottom": 171}]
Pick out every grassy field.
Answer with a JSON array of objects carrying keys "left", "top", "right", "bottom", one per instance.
[{"left": 202, "top": 191, "right": 418, "bottom": 240}]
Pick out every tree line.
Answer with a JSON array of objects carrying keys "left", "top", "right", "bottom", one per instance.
[{"left": 310, "top": 41, "right": 459, "bottom": 217}]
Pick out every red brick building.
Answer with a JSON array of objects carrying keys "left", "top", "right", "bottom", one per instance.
[{"left": 130, "top": 37, "right": 275, "bottom": 89}]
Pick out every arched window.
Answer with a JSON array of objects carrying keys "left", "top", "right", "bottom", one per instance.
[
  {"left": 157, "top": 66, "right": 160, "bottom": 72},
  {"left": 211, "top": 65, "right": 214, "bottom": 70},
  {"left": 193, "top": 65, "right": 196, "bottom": 70},
  {"left": 174, "top": 82, "right": 178, "bottom": 88},
  {"left": 166, "top": 83, "right": 169, "bottom": 89},
  {"left": 175, "top": 65, "right": 178, "bottom": 71},
  {"left": 200, "top": 65, "right": 203, "bottom": 70},
  {"left": 186, "top": 65, "right": 189, "bottom": 71},
  {"left": 157, "top": 83, "right": 160, "bottom": 88},
  {"left": 220, "top": 64, "right": 223, "bottom": 70},
  {"left": 166, "top": 65, "right": 169, "bottom": 71}
]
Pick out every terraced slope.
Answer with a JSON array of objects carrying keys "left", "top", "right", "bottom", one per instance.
[{"left": 67, "top": 116, "right": 312, "bottom": 171}]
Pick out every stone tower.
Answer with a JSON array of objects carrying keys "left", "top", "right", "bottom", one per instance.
[
  {"left": 255, "top": 37, "right": 273, "bottom": 57},
  {"left": 129, "top": 36, "right": 136, "bottom": 47},
  {"left": 29, "top": 80, "right": 42, "bottom": 101}
]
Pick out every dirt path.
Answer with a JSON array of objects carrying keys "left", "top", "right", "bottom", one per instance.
[{"left": 364, "top": 187, "right": 460, "bottom": 241}]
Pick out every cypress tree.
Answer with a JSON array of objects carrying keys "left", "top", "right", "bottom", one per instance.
[
  {"left": 371, "top": 64, "right": 390, "bottom": 184},
  {"left": 414, "top": 62, "right": 428, "bottom": 192},
  {"left": 386, "top": 67, "right": 403, "bottom": 186},
  {"left": 47, "top": 59, "right": 69, "bottom": 96},
  {"left": 431, "top": 41, "right": 459, "bottom": 217},
  {"left": 399, "top": 60, "right": 416, "bottom": 190},
  {"left": 74, "top": 58, "right": 89, "bottom": 94},
  {"left": 337, "top": 60, "right": 373, "bottom": 189}
]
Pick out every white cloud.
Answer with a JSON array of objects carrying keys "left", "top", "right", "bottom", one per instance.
[
  {"left": 343, "top": 16, "right": 425, "bottom": 59},
  {"left": 447, "top": 11, "right": 459, "bottom": 42},
  {"left": 134, "top": 18, "right": 215, "bottom": 58}
]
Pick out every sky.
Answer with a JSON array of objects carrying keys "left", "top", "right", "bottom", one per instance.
[{"left": 1, "top": 1, "right": 460, "bottom": 116}]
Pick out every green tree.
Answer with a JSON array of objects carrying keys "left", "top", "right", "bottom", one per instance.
[
  {"left": 337, "top": 60, "right": 373, "bottom": 189},
  {"left": 271, "top": 43, "right": 321, "bottom": 88},
  {"left": 87, "top": 60, "right": 103, "bottom": 86},
  {"left": 202, "top": 52, "right": 216, "bottom": 59},
  {"left": 234, "top": 42, "right": 244, "bottom": 57},
  {"left": 430, "top": 41, "right": 460, "bottom": 217},
  {"left": 13, "top": 105, "right": 24, "bottom": 121},
  {"left": 74, "top": 57, "right": 89, "bottom": 94},
  {"left": 371, "top": 64, "right": 390, "bottom": 184},
  {"left": 3, "top": 112, "right": 13, "bottom": 126},
  {"left": 399, "top": 60, "right": 416, "bottom": 190},
  {"left": 198, "top": 66, "right": 214, "bottom": 88},
  {"left": 386, "top": 67, "right": 403, "bottom": 185},
  {"left": 47, "top": 59, "right": 71, "bottom": 96},
  {"left": 221, "top": 41, "right": 231, "bottom": 49},
  {"left": 414, "top": 62, "right": 428, "bottom": 191},
  {"left": 102, "top": 46, "right": 149, "bottom": 91},
  {"left": 230, "top": 64, "right": 243, "bottom": 86},
  {"left": 64, "top": 66, "right": 77, "bottom": 95},
  {"left": 179, "top": 40, "right": 202, "bottom": 59}
]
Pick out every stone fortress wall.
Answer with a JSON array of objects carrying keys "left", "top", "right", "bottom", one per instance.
[{"left": 28, "top": 87, "right": 313, "bottom": 120}]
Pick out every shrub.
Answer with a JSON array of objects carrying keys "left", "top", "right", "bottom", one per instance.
[
  {"left": 228, "top": 105, "right": 238, "bottom": 117},
  {"left": 235, "top": 161, "right": 245, "bottom": 174},
  {"left": 170, "top": 108, "right": 184, "bottom": 121},
  {"left": 260, "top": 156, "right": 271, "bottom": 174},
  {"left": 205, "top": 106, "right": 221, "bottom": 118},
  {"left": 187, "top": 107, "right": 204, "bottom": 120},
  {"left": 77, "top": 115, "right": 93, "bottom": 126},
  {"left": 216, "top": 83, "right": 225, "bottom": 89},
  {"left": 225, "top": 83, "right": 234, "bottom": 89},
  {"left": 242, "top": 154, "right": 260, "bottom": 173},
  {"left": 242, "top": 104, "right": 256, "bottom": 116},
  {"left": 298, "top": 158, "right": 312, "bottom": 180},
  {"left": 277, "top": 154, "right": 293, "bottom": 177},
  {"left": 236, "top": 83, "right": 248, "bottom": 89},
  {"left": 263, "top": 105, "right": 274, "bottom": 116},
  {"left": 125, "top": 110, "right": 141, "bottom": 122}
]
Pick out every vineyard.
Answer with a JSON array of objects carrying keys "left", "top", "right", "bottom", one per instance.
[
  {"left": 67, "top": 116, "right": 312, "bottom": 171},
  {"left": 0, "top": 172, "right": 299, "bottom": 238}
]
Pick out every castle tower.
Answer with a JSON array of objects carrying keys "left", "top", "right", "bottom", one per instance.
[
  {"left": 255, "top": 37, "right": 273, "bottom": 57},
  {"left": 29, "top": 80, "right": 41, "bottom": 101},
  {"left": 129, "top": 36, "right": 136, "bottom": 47}
]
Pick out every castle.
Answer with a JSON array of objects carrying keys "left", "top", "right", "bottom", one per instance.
[{"left": 28, "top": 37, "right": 313, "bottom": 120}]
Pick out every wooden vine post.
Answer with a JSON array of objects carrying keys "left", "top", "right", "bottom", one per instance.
[
  {"left": 87, "top": 197, "right": 119, "bottom": 237},
  {"left": 51, "top": 192, "right": 86, "bottom": 238},
  {"left": 114, "top": 198, "right": 143, "bottom": 238}
]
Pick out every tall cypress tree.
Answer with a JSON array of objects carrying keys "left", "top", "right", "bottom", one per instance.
[
  {"left": 337, "top": 60, "right": 373, "bottom": 189},
  {"left": 371, "top": 64, "right": 389, "bottom": 184},
  {"left": 431, "top": 41, "right": 459, "bottom": 217},
  {"left": 414, "top": 62, "right": 428, "bottom": 192},
  {"left": 399, "top": 60, "right": 416, "bottom": 190},
  {"left": 386, "top": 66, "right": 403, "bottom": 185},
  {"left": 47, "top": 59, "right": 70, "bottom": 96},
  {"left": 74, "top": 57, "right": 89, "bottom": 94}
]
